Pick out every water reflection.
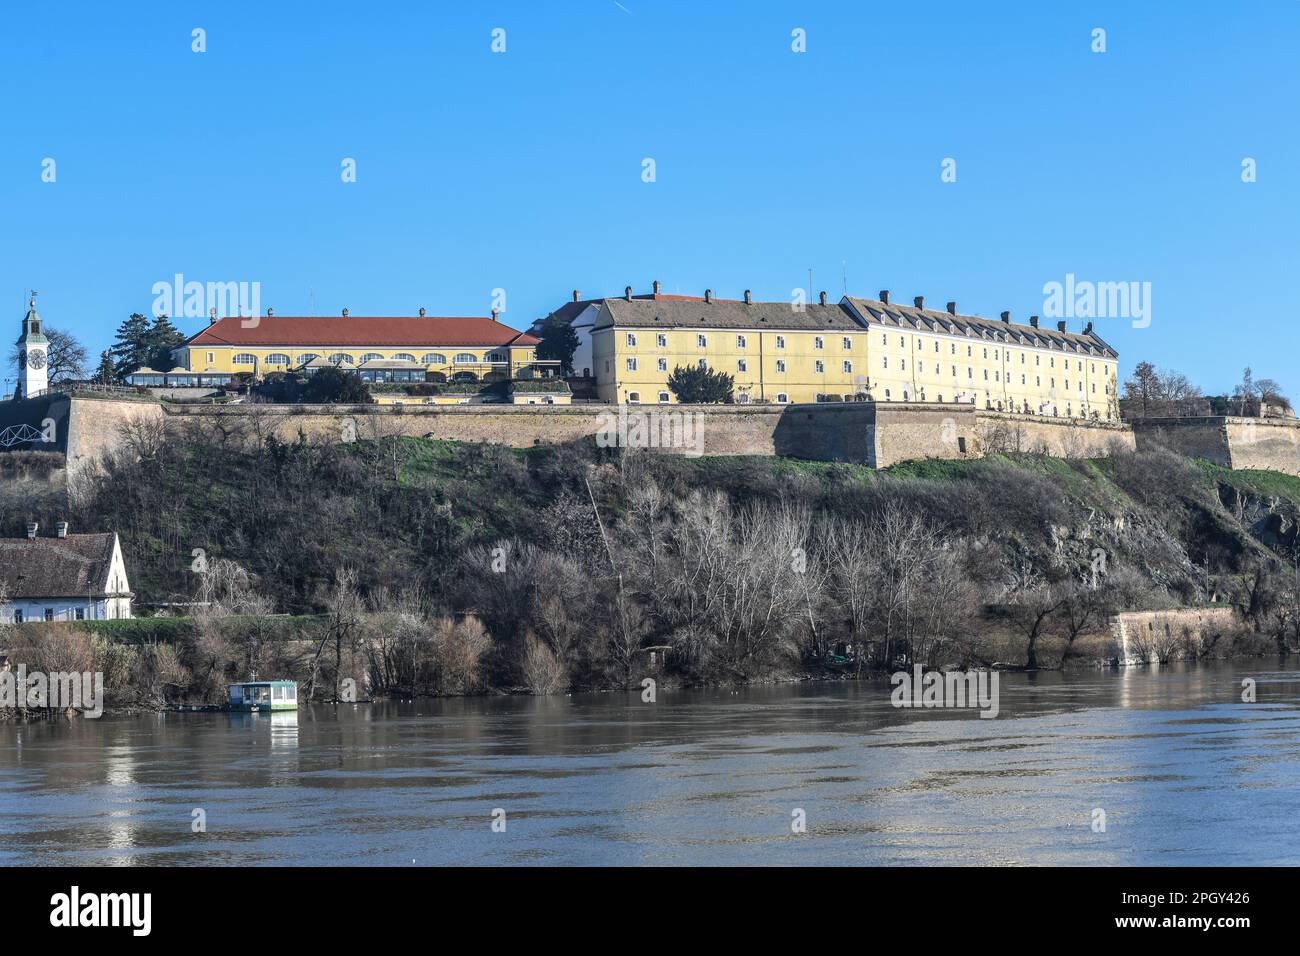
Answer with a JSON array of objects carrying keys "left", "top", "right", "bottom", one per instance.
[{"left": 0, "top": 661, "right": 1297, "bottom": 865}]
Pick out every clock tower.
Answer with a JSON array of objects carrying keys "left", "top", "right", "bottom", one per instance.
[{"left": 16, "top": 293, "right": 49, "bottom": 398}]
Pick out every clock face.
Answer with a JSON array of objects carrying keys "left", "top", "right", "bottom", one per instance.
[{"left": 27, "top": 349, "right": 46, "bottom": 370}]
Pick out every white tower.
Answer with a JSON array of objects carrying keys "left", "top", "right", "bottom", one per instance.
[{"left": 16, "top": 292, "right": 49, "bottom": 399}]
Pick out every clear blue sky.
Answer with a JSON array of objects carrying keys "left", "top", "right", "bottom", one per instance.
[{"left": 2, "top": 0, "right": 1296, "bottom": 397}]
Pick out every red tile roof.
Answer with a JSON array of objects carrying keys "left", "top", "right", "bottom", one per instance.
[{"left": 185, "top": 315, "right": 540, "bottom": 349}]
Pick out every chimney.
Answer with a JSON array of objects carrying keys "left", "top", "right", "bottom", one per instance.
[
  {"left": 418, "top": 307, "right": 427, "bottom": 317},
  {"left": 491, "top": 308, "right": 499, "bottom": 322},
  {"left": 1000, "top": 311, "right": 1011, "bottom": 324},
  {"left": 56, "top": 521, "right": 68, "bottom": 538},
  {"left": 572, "top": 290, "right": 581, "bottom": 302},
  {"left": 704, "top": 289, "right": 713, "bottom": 304},
  {"left": 947, "top": 301, "right": 957, "bottom": 315},
  {"left": 913, "top": 296, "right": 924, "bottom": 310},
  {"left": 744, "top": 290, "right": 752, "bottom": 304},
  {"left": 1056, "top": 320, "right": 1067, "bottom": 332},
  {"left": 624, "top": 286, "right": 633, "bottom": 301},
  {"left": 267, "top": 307, "right": 274, "bottom": 317},
  {"left": 208, "top": 307, "right": 218, "bottom": 326},
  {"left": 653, "top": 280, "right": 662, "bottom": 295},
  {"left": 26, "top": 522, "right": 37, "bottom": 539},
  {"left": 819, "top": 291, "right": 828, "bottom": 306},
  {"left": 1029, "top": 315, "right": 1039, "bottom": 328},
  {"left": 879, "top": 290, "right": 890, "bottom": 305},
  {"left": 342, "top": 308, "right": 350, "bottom": 317},
  {"left": 1083, "top": 321, "right": 1093, "bottom": 335}
]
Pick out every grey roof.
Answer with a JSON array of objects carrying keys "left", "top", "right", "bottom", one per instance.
[
  {"left": 0, "top": 533, "right": 122, "bottom": 599},
  {"left": 843, "top": 296, "right": 1118, "bottom": 358},
  {"left": 597, "top": 296, "right": 864, "bottom": 332}
]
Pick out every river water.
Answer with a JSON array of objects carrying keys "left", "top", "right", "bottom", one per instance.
[{"left": 1, "top": 661, "right": 1297, "bottom": 866}]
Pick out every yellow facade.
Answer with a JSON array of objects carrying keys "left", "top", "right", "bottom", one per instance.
[
  {"left": 176, "top": 343, "right": 543, "bottom": 382},
  {"left": 593, "top": 326, "right": 871, "bottom": 405},
  {"left": 590, "top": 294, "right": 1121, "bottom": 421},
  {"left": 864, "top": 326, "right": 1120, "bottom": 420}
]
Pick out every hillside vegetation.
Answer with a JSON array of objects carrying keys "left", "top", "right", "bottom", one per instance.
[{"left": 4, "top": 423, "right": 1299, "bottom": 704}]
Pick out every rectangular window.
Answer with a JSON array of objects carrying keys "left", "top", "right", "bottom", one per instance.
[
  {"left": 736, "top": 335, "right": 747, "bottom": 349},
  {"left": 44, "top": 608, "right": 54, "bottom": 622},
  {"left": 842, "top": 337, "right": 852, "bottom": 350},
  {"left": 815, "top": 360, "right": 824, "bottom": 373},
  {"left": 626, "top": 358, "right": 637, "bottom": 371},
  {"left": 75, "top": 608, "right": 85, "bottom": 621},
  {"left": 657, "top": 358, "right": 667, "bottom": 372},
  {"left": 882, "top": 356, "right": 888, "bottom": 368},
  {"left": 12, "top": 610, "right": 22, "bottom": 624},
  {"left": 814, "top": 337, "right": 824, "bottom": 350},
  {"left": 656, "top": 333, "right": 667, "bottom": 348},
  {"left": 776, "top": 359, "right": 786, "bottom": 373},
  {"left": 626, "top": 333, "right": 637, "bottom": 347},
  {"left": 737, "top": 359, "right": 748, "bottom": 372},
  {"left": 697, "top": 334, "right": 707, "bottom": 348},
  {"left": 843, "top": 360, "right": 852, "bottom": 373},
  {"left": 775, "top": 335, "right": 786, "bottom": 349}
]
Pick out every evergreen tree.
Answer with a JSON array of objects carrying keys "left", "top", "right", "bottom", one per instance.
[
  {"left": 535, "top": 315, "right": 581, "bottom": 376},
  {"left": 110, "top": 313, "right": 153, "bottom": 378},
  {"left": 666, "top": 364, "right": 734, "bottom": 404},
  {"left": 144, "top": 314, "right": 187, "bottom": 370},
  {"left": 94, "top": 350, "right": 116, "bottom": 384}
]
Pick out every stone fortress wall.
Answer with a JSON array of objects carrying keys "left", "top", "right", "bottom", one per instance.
[
  {"left": 1131, "top": 416, "right": 1300, "bottom": 476},
  {"left": 0, "top": 394, "right": 1160, "bottom": 498}
]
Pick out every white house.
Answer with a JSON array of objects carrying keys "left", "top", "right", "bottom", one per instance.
[{"left": 0, "top": 524, "right": 133, "bottom": 623}]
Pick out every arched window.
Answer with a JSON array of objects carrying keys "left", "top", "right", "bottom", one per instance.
[
  {"left": 329, "top": 353, "right": 354, "bottom": 365},
  {"left": 486, "top": 352, "right": 506, "bottom": 363},
  {"left": 736, "top": 392, "right": 750, "bottom": 404},
  {"left": 422, "top": 353, "right": 447, "bottom": 365},
  {"left": 232, "top": 353, "right": 256, "bottom": 365},
  {"left": 454, "top": 353, "right": 478, "bottom": 364},
  {"left": 392, "top": 353, "right": 417, "bottom": 363},
  {"left": 297, "top": 354, "right": 321, "bottom": 365},
  {"left": 451, "top": 370, "right": 478, "bottom": 383},
  {"left": 360, "top": 353, "right": 384, "bottom": 363},
  {"left": 776, "top": 393, "right": 789, "bottom": 403},
  {"left": 628, "top": 392, "right": 641, "bottom": 404},
  {"left": 658, "top": 392, "right": 671, "bottom": 404},
  {"left": 264, "top": 353, "right": 291, "bottom": 366}
]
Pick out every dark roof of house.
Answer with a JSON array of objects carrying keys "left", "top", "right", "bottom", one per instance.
[
  {"left": 842, "top": 296, "right": 1118, "bottom": 358},
  {"left": 596, "top": 297, "right": 862, "bottom": 332},
  {"left": 0, "top": 533, "right": 121, "bottom": 599},
  {"left": 185, "top": 315, "right": 539, "bottom": 349}
]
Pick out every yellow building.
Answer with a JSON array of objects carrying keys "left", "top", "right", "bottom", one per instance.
[
  {"left": 592, "top": 290, "right": 873, "bottom": 405},
  {"left": 589, "top": 287, "right": 1120, "bottom": 420},
  {"left": 173, "top": 310, "right": 554, "bottom": 384},
  {"left": 841, "top": 294, "right": 1120, "bottom": 421}
]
